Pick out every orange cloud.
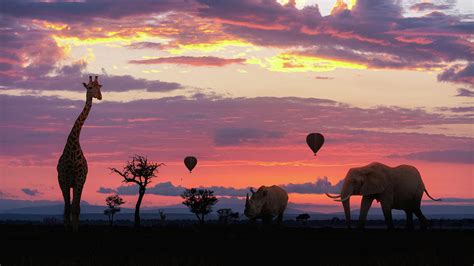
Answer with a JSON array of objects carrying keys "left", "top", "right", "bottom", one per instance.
[
  {"left": 323, "top": 27, "right": 391, "bottom": 46},
  {"left": 331, "top": 0, "right": 349, "bottom": 15},
  {"left": 253, "top": 53, "right": 367, "bottom": 72},
  {"left": 215, "top": 18, "right": 289, "bottom": 31},
  {"left": 129, "top": 56, "right": 246, "bottom": 67}
]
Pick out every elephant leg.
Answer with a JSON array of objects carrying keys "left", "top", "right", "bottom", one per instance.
[
  {"left": 405, "top": 210, "right": 414, "bottom": 230},
  {"left": 414, "top": 208, "right": 428, "bottom": 230},
  {"left": 358, "top": 196, "right": 374, "bottom": 229},
  {"left": 342, "top": 199, "right": 351, "bottom": 229},
  {"left": 381, "top": 203, "right": 394, "bottom": 230}
]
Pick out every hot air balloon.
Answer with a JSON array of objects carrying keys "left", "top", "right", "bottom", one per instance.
[
  {"left": 306, "top": 133, "right": 325, "bottom": 156},
  {"left": 184, "top": 156, "right": 198, "bottom": 173}
]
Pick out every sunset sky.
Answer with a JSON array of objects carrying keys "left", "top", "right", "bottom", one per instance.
[{"left": 0, "top": 0, "right": 473, "bottom": 211}]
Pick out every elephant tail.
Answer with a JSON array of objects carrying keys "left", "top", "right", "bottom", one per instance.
[{"left": 424, "top": 188, "right": 442, "bottom": 201}]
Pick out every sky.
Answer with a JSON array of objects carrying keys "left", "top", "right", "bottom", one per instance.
[{"left": 0, "top": 0, "right": 473, "bottom": 211}]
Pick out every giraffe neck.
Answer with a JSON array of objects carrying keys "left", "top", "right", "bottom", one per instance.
[{"left": 66, "top": 94, "right": 93, "bottom": 146}]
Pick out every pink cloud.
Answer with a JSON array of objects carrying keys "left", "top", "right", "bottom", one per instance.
[
  {"left": 1, "top": 0, "right": 472, "bottom": 86},
  {"left": 410, "top": 3, "right": 453, "bottom": 12},
  {"left": 1, "top": 60, "right": 182, "bottom": 92},
  {"left": 196, "top": 0, "right": 473, "bottom": 74},
  {"left": 1, "top": 93, "right": 472, "bottom": 168}
]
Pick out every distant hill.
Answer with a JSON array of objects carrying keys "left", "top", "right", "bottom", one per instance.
[
  {"left": 336, "top": 205, "right": 474, "bottom": 219},
  {"left": 0, "top": 198, "right": 472, "bottom": 220},
  {"left": 0, "top": 199, "right": 64, "bottom": 211},
  {"left": 0, "top": 197, "right": 307, "bottom": 215}
]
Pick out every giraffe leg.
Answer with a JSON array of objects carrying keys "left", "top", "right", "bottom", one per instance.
[
  {"left": 60, "top": 186, "right": 71, "bottom": 229},
  {"left": 71, "top": 184, "right": 84, "bottom": 232}
]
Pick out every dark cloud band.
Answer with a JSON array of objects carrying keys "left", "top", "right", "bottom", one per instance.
[{"left": 102, "top": 177, "right": 343, "bottom": 196}]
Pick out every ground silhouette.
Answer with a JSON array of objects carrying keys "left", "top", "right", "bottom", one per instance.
[{"left": 1, "top": 223, "right": 472, "bottom": 266}]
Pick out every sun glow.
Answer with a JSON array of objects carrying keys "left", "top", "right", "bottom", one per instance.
[
  {"left": 51, "top": 32, "right": 152, "bottom": 47},
  {"left": 251, "top": 53, "right": 366, "bottom": 72},
  {"left": 167, "top": 39, "right": 253, "bottom": 54},
  {"left": 33, "top": 20, "right": 70, "bottom": 31}
]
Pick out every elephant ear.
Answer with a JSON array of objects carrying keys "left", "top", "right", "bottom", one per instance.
[{"left": 360, "top": 169, "right": 386, "bottom": 196}]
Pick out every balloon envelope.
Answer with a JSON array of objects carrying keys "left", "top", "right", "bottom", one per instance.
[
  {"left": 306, "top": 133, "right": 325, "bottom": 155},
  {"left": 184, "top": 156, "right": 198, "bottom": 173}
]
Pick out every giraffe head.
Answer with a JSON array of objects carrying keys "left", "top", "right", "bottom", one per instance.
[{"left": 83, "top": 76, "right": 102, "bottom": 100}]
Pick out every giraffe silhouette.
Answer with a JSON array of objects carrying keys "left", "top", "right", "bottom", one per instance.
[{"left": 57, "top": 76, "right": 102, "bottom": 231}]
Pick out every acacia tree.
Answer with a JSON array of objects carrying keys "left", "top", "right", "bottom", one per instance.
[
  {"left": 296, "top": 213, "right": 311, "bottom": 226},
  {"left": 217, "top": 208, "right": 239, "bottom": 225},
  {"left": 111, "top": 155, "right": 164, "bottom": 228},
  {"left": 158, "top": 209, "right": 166, "bottom": 222},
  {"left": 104, "top": 194, "right": 125, "bottom": 226},
  {"left": 181, "top": 188, "right": 218, "bottom": 224}
]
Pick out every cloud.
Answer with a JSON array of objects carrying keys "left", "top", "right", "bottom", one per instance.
[
  {"left": 116, "top": 182, "right": 248, "bottom": 197},
  {"left": 1, "top": 93, "right": 472, "bottom": 165},
  {"left": 315, "top": 76, "right": 334, "bottom": 80},
  {"left": 129, "top": 56, "right": 246, "bottom": 67},
  {"left": 447, "top": 107, "right": 474, "bottom": 113},
  {"left": 97, "top": 187, "right": 117, "bottom": 194},
  {"left": 438, "top": 63, "right": 474, "bottom": 86},
  {"left": 98, "top": 74, "right": 182, "bottom": 92},
  {"left": 214, "top": 127, "right": 284, "bottom": 146},
  {"left": 117, "top": 182, "right": 186, "bottom": 197},
  {"left": 410, "top": 3, "right": 453, "bottom": 12},
  {"left": 1, "top": 0, "right": 472, "bottom": 86},
  {"left": 0, "top": 16, "right": 66, "bottom": 80},
  {"left": 281, "top": 177, "right": 343, "bottom": 194},
  {"left": 21, "top": 188, "right": 42, "bottom": 196},
  {"left": 2, "top": 60, "right": 182, "bottom": 92},
  {"left": 127, "top": 42, "right": 164, "bottom": 50},
  {"left": 0, "top": 0, "right": 190, "bottom": 23},
  {"left": 436, "top": 106, "right": 474, "bottom": 113},
  {"left": 114, "top": 177, "right": 343, "bottom": 196},
  {"left": 388, "top": 150, "right": 474, "bottom": 164},
  {"left": 0, "top": 10, "right": 183, "bottom": 93},
  {"left": 455, "top": 88, "right": 474, "bottom": 97},
  {"left": 196, "top": 0, "right": 473, "bottom": 76}
]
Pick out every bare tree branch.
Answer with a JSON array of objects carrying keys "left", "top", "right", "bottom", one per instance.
[{"left": 110, "top": 155, "right": 164, "bottom": 228}]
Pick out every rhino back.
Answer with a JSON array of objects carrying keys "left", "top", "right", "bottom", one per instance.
[{"left": 261, "top": 186, "right": 288, "bottom": 216}]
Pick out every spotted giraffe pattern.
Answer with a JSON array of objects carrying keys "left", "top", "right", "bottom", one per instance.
[{"left": 57, "top": 76, "right": 102, "bottom": 231}]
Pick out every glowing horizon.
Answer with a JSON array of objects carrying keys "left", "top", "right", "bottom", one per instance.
[{"left": 0, "top": 0, "right": 472, "bottom": 210}]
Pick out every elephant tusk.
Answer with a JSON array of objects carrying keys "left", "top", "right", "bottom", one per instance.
[
  {"left": 325, "top": 193, "right": 341, "bottom": 199},
  {"left": 334, "top": 195, "right": 351, "bottom": 202}
]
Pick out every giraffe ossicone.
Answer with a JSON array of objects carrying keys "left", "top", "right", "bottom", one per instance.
[{"left": 57, "top": 75, "right": 103, "bottom": 231}]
